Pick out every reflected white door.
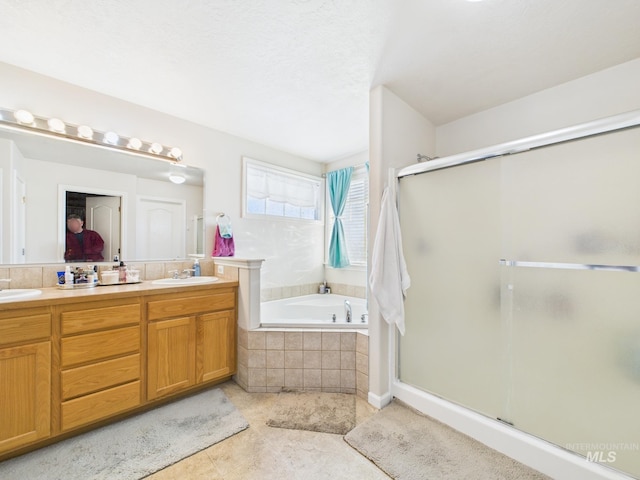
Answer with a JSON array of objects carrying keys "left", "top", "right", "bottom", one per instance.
[
  {"left": 12, "top": 173, "right": 26, "bottom": 263},
  {"left": 86, "top": 196, "right": 121, "bottom": 262},
  {"left": 136, "top": 196, "right": 186, "bottom": 260}
]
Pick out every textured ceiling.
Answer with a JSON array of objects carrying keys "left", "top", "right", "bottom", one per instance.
[{"left": 1, "top": 0, "right": 639, "bottom": 162}]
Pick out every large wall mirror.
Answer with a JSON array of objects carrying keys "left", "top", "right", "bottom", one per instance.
[{"left": 0, "top": 126, "right": 204, "bottom": 265}]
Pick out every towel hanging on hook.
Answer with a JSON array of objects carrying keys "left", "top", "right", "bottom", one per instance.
[
  {"left": 213, "top": 213, "right": 234, "bottom": 257},
  {"left": 216, "top": 213, "right": 233, "bottom": 238}
]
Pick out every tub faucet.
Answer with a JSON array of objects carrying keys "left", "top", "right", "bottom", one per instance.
[{"left": 345, "top": 300, "right": 352, "bottom": 323}]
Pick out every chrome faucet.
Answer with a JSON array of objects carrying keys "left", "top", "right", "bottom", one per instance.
[
  {"left": 345, "top": 300, "right": 352, "bottom": 323},
  {"left": 168, "top": 269, "right": 194, "bottom": 280}
]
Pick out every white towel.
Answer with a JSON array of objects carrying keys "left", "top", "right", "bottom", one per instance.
[{"left": 369, "top": 186, "right": 411, "bottom": 335}]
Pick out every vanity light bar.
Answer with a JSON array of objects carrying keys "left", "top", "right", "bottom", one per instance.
[{"left": 0, "top": 107, "right": 183, "bottom": 162}]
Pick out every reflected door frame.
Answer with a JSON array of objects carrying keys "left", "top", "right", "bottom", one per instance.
[
  {"left": 58, "top": 185, "right": 128, "bottom": 263},
  {"left": 12, "top": 171, "right": 27, "bottom": 263}
]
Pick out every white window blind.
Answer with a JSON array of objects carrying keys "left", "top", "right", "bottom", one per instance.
[
  {"left": 327, "top": 165, "right": 368, "bottom": 265},
  {"left": 243, "top": 158, "right": 322, "bottom": 221}
]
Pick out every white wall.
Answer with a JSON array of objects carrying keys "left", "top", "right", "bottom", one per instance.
[
  {"left": 436, "top": 58, "right": 640, "bottom": 155},
  {"left": 0, "top": 62, "right": 323, "bottom": 287},
  {"left": 368, "top": 85, "right": 435, "bottom": 406}
]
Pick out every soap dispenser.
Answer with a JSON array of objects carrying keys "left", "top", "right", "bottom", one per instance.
[
  {"left": 193, "top": 258, "right": 201, "bottom": 277},
  {"left": 64, "top": 266, "right": 74, "bottom": 288}
]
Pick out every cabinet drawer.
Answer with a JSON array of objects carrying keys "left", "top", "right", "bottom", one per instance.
[
  {"left": 0, "top": 314, "right": 51, "bottom": 347},
  {"left": 62, "top": 304, "right": 140, "bottom": 335},
  {"left": 62, "top": 353, "right": 140, "bottom": 400},
  {"left": 61, "top": 380, "right": 141, "bottom": 431},
  {"left": 61, "top": 326, "right": 140, "bottom": 368},
  {"left": 148, "top": 291, "right": 235, "bottom": 320}
]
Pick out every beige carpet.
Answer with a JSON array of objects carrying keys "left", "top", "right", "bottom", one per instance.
[
  {"left": 345, "top": 400, "right": 551, "bottom": 480},
  {"left": 266, "top": 391, "right": 356, "bottom": 435}
]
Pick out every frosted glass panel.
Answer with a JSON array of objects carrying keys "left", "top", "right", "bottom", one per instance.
[
  {"left": 502, "top": 128, "right": 640, "bottom": 265},
  {"left": 399, "top": 159, "right": 503, "bottom": 417},
  {"left": 504, "top": 266, "right": 640, "bottom": 477},
  {"left": 502, "top": 126, "right": 640, "bottom": 477}
]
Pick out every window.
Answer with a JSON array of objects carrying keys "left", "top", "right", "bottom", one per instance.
[
  {"left": 326, "top": 165, "right": 368, "bottom": 266},
  {"left": 243, "top": 157, "right": 322, "bottom": 221}
]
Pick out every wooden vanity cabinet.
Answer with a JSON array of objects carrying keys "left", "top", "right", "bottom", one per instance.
[
  {"left": 0, "top": 282, "right": 237, "bottom": 460},
  {"left": 0, "top": 308, "right": 51, "bottom": 455},
  {"left": 146, "top": 287, "right": 236, "bottom": 400},
  {"left": 58, "top": 300, "right": 142, "bottom": 431}
]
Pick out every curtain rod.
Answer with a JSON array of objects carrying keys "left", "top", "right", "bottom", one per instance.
[
  {"left": 398, "top": 108, "right": 640, "bottom": 178},
  {"left": 322, "top": 162, "right": 368, "bottom": 177}
]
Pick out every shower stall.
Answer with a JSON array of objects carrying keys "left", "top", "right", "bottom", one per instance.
[{"left": 395, "top": 113, "right": 640, "bottom": 479}]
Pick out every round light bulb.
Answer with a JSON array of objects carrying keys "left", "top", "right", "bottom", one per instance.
[
  {"left": 77, "top": 125, "right": 93, "bottom": 139},
  {"left": 103, "top": 131, "right": 119, "bottom": 145},
  {"left": 149, "top": 142, "right": 163, "bottom": 155},
  {"left": 128, "top": 137, "right": 142, "bottom": 150},
  {"left": 169, "top": 147, "right": 182, "bottom": 159},
  {"left": 14, "top": 109, "right": 35, "bottom": 125},
  {"left": 48, "top": 118, "right": 66, "bottom": 133}
]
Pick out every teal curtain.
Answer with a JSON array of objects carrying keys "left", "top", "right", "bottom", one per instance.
[{"left": 327, "top": 167, "right": 353, "bottom": 268}]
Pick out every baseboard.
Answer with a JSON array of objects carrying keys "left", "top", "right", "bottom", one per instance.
[
  {"left": 367, "top": 390, "right": 392, "bottom": 409},
  {"left": 391, "top": 381, "right": 635, "bottom": 480}
]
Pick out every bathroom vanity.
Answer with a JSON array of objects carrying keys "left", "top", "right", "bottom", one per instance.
[{"left": 0, "top": 279, "right": 237, "bottom": 460}]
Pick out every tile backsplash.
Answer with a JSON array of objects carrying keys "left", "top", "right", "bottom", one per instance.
[
  {"left": 261, "top": 282, "right": 366, "bottom": 302},
  {"left": 0, "top": 259, "right": 230, "bottom": 289}
]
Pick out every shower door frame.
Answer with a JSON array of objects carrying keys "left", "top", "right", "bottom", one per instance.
[{"left": 388, "top": 108, "right": 640, "bottom": 480}]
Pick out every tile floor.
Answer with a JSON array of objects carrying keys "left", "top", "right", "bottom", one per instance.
[{"left": 146, "top": 381, "right": 390, "bottom": 479}]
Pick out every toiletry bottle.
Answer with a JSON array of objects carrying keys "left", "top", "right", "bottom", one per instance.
[
  {"left": 64, "top": 266, "right": 74, "bottom": 288},
  {"left": 193, "top": 258, "right": 201, "bottom": 277},
  {"left": 118, "top": 261, "right": 127, "bottom": 283}
]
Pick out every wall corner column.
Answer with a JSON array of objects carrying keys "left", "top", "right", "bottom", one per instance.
[{"left": 212, "top": 257, "right": 264, "bottom": 330}]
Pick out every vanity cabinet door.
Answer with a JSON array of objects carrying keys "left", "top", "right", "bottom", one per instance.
[
  {"left": 147, "top": 316, "right": 196, "bottom": 400},
  {"left": 0, "top": 341, "right": 51, "bottom": 454},
  {"left": 197, "top": 310, "right": 236, "bottom": 383},
  {"left": 0, "top": 309, "right": 52, "bottom": 456}
]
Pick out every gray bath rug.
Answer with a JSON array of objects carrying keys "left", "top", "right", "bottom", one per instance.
[
  {"left": 0, "top": 388, "right": 249, "bottom": 480},
  {"left": 266, "top": 391, "right": 356, "bottom": 435},
  {"left": 345, "top": 400, "right": 550, "bottom": 480}
]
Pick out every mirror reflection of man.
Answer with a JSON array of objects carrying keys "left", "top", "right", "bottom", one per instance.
[{"left": 65, "top": 214, "right": 105, "bottom": 262}]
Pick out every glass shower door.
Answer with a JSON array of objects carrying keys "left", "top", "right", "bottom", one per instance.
[
  {"left": 398, "top": 124, "right": 640, "bottom": 478},
  {"left": 399, "top": 158, "right": 504, "bottom": 419},
  {"left": 501, "top": 127, "right": 640, "bottom": 477}
]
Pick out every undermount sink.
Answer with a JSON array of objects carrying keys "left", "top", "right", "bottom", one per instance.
[
  {"left": 0, "top": 288, "right": 43, "bottom": 302},
  {"left": 151, "top": 276, "right": 219, "bottom": 286}
]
